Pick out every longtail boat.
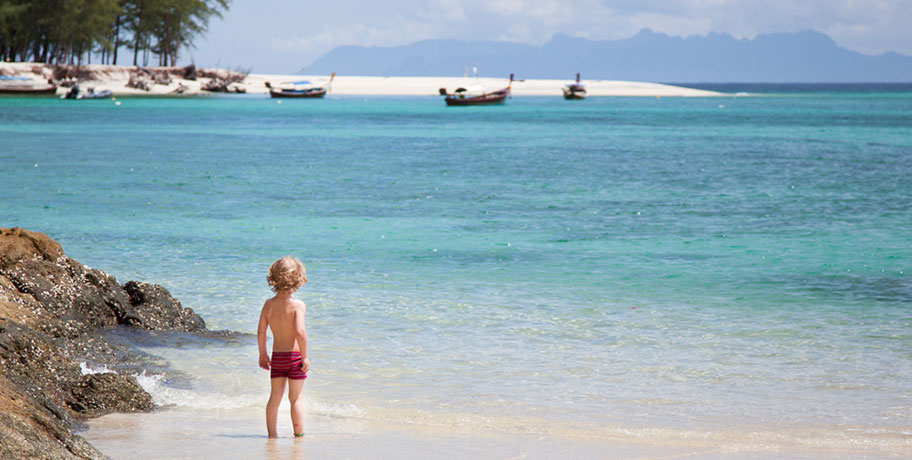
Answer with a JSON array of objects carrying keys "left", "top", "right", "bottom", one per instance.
[
  {"left": 439, "top": 74, "right": 513, "bottom": 106},
  {"left": 267, "top": 73, "right": 335, "bottom": 98},
  {"left": 0, "top": 76, "right": 57, "bottom": 95},
  {"left": 562, "top": 73, "right": 587, "bottom": 100}
]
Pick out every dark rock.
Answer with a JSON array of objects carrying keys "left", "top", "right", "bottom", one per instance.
[
  {"left": 182, "top": 64, "right": 198, "bottom": 80},
  {"left": 0, "top": 327, "right": 102, "bottom": 459},
  {"left": 123, "top": 281, "right": 206, "bottom": 332},
  {"left": 68, "top": 373, "right": 154, "bottom": 416},
  {"left": 0, "top": 407, "right": 103, "bottom": 460}
]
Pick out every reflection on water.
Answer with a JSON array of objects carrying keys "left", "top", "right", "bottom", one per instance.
[{"left": 262, "top": 438, "right": 308, "bottom": 460}]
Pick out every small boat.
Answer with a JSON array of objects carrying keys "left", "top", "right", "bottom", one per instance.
[
  {"left": 562, "top": 73, "right": 587, "bottom": 100},
  {"left": 267, "top": 73, "right": 335, "bottom": 98},
  {"left": 61, "top": 85, "right": 113, "bottom": 100},
  {"left": 0, "top": 76, "right": 57, "bottom": 95},
  {"left": 439, "top": 74, "right": 513, "bottom": 106}
]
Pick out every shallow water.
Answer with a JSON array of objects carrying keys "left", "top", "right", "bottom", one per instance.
[{"left": 2, "top": 91, "right": 911, "bottom": 458}]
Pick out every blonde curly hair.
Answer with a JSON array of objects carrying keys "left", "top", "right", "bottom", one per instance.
[{"left": 267, "top": 256, "right": 307, "bottom": 293}]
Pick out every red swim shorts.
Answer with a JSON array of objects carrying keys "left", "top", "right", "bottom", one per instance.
[{"left": 270, "top": 351, "right": 308, "bottom": 380}]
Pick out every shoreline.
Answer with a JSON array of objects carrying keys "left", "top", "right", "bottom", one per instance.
[{"left": 0, "top": 62, "right": 722, "bottom": 97}]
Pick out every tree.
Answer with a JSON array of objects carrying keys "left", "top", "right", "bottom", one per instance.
[
  {"left": 0, "top": 0, "right": 30, "bottom": 62},
  {"left": 150, "top": 0, "right": 227, "bottom": 67},
  {"left": 0, "top": 0, "right": 230, "bottom": 66}
]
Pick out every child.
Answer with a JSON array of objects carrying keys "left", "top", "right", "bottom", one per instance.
[{"left": 257, "top": 256, "right": 310, "bottom": 438}]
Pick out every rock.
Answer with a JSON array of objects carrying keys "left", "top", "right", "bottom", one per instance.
[
  {"left": 0, "top": 227, "right": 204, "bottom": 336},
  {"left": 181, "top": 64, "right": 198, "bottom": 81},
  {"left": 0, "top": 324, "right": 104, "bottom": 459},
  {"left": 68, "top": 373, "right": 153, "bottom": 417},
  {"left": 0, "top": 390, "right": 103, "bottom": 460},
  {"left": 126, "top": 72, "right": 151, "bottom": 91},
  {"left": 0, "top": 227, "right": 64, "bottom": 265},
  {"left": 123, "top": 281, "right": 205, "bottom": 332},
  {"left": 153, "top": 72, "right": 172, "bottom": 85},
  {"left": 0, "top": 321, "right": 82, "bottom": 407},
  {"left": 0, "top": 228, "right": 214, "bottom": 460}
]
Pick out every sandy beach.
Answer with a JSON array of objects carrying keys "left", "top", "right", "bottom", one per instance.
[{"left": 0, "top": 62, "right": 720, "bottom": 97}]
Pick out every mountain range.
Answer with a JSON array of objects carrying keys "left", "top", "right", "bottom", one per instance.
[{"left": 305, "top": 30, "right": 912, "bottom": 82}]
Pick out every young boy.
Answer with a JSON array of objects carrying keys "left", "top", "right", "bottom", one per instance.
[{"left": 257, "top": 256, "right": 310, "bottom": 438}]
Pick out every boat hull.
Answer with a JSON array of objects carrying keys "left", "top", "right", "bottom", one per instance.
[
  {"left": 0, "top": 84, "right": 57, "bottom": 95},
  {"left": 79, "top": 90, "right": 113, "bottom": 100},
  {"left": 444, "top": 88, "right": 509, "bottom": 106},
  {"left": 269, "top": 88, "right": 327, "bottom": 98},
  {"left": 562, "top": 86, "right": 587, "bottom": 100}
]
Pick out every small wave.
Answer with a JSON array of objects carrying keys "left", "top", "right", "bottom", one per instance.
[
  {"left": 130, "top": 371, "right": 365, "bottom": 417},
  {"left": 80, "top": 362, "right": 117, "bottom": 375},
  {"left": 132, "top": 371, "right": 256, "bottom": 410},
  {"left": 133, "top": 371, "right": 164, "bottom": 393},
  {"left": 306, "top": 400, "right": 366, "bottom": 419}
]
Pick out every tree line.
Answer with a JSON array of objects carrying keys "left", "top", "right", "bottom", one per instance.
[{"left": 0, "top": 0, "right": 229, "bottom": 67}]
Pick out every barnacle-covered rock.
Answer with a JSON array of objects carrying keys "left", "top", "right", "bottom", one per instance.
[{"left": 0, "top": 228, "right": 211, "bottom": 459}]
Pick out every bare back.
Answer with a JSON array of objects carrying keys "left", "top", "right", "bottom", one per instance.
[{"left": 260, "top": 295, "right": 307, "bottom": 352}]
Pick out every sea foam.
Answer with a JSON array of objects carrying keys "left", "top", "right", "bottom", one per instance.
[
  {"left": 132, "top": 371, "right": 257, "bottom": 410},
  {"left": 80, "top": 362, "right": 117, "bottom": 375}
]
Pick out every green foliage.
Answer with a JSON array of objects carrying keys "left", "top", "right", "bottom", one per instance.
[{"left": 0, "top": 0, "right": 229, "bottom": 65}]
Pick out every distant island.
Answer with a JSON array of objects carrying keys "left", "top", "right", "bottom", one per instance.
[{"left": 305, "top": 29, "right": 912, "bottom": 83}]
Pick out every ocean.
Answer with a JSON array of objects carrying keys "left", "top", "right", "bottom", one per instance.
[{"left": 1, "top": 88, "right": 910, "bottom": 459}]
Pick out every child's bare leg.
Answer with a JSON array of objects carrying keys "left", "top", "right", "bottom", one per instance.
[
  {"left": 266, "top": 378, "right": 286, "bottom": 438},
  {"left": 287, "top": 378, "right": 306, "bottom": 436}
]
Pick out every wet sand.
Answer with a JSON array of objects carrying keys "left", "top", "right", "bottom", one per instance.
[{"left": 82, "top": 405, "right": 904, "bottom": 460}]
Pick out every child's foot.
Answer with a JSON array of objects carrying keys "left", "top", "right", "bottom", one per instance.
[{"left": 294, "top": 432, "right": 305, "bottom": 438}]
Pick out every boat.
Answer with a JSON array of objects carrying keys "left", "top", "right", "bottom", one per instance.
[
  {"left": 439, "top": 74, "right": 513, "bottom": 106},
  {"left": 266, "top": 73, "right": 335, "bottom": 98},
  {"left": 60, "top": 85, "right": 113, "bottom": 100},
  {"left": 562, "top": 73, "right": 587, "bottom": 100},
  {"left": 0, "top": 76, "right": 57, "bottom": 95}
]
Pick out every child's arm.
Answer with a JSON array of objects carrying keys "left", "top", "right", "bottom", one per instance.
[
  {"left": 257, "top": 305, "right": 270, "bottom": 370},
  {"left": 294, "top": 303, "right": 309, "bottom": 373}
]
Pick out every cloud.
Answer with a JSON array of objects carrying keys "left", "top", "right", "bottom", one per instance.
[
  {"left": 583, "top": 0, "right": 911, "bottom": 55},
  {"left": 498, "top": 24, "right": 534, "bottom": 42},
  {"left": 194, "top": 0, "right": 912, "bottom": 73},
  {"left": 425, "top": 0, "right": 467, "bottom": 21},
  {"left": 269, "top": 1, "right": 472, "bottom": 57},
  {"left": 823, "top": 9, "right": 912, "bottom": 56},
  {"left": 271, "top": 18, "right": 437, "bottom": 56}
]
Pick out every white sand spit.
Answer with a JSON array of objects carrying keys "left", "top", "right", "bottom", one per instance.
[{"left": 1, "top": 63, "right": 721, "bottom": 97}]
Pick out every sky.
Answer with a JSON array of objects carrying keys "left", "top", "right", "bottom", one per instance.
[{"left": 183, "top": 0, "right": 912, "bottom": 74}]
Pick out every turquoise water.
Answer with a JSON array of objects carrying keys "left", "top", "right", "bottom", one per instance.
[{"left": 2, "top": 93, "right": 911, "bottom": 454}]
